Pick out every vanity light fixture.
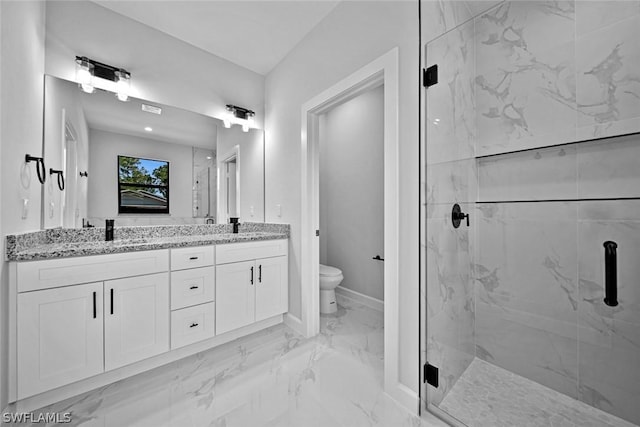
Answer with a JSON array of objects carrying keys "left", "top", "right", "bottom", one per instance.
[
  {"left": 224, "top": 104, "right": 255, "bottom": 133},
  {"left": 74, "top": 56, "right": 131, "bottom": 102}
]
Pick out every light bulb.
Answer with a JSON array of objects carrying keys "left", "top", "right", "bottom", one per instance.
[
  {"left": 223, "top": 119, "right": 231, "bottom": 129},
  {"left": 242, "top": 123, "right": 249, "bottom": 133},
  {"left": 76, "top": 57, "right": 94, "bottom": 94},
  {"left": 115, "top": 70, "right": 130, "bottom": 102},
  {"left": 80, "top": 83, "right": 95, "bottom": 94}
]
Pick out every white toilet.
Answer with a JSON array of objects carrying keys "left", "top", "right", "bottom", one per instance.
[{"left": 319, "top": 264, "right": 343, "bottom": 314}]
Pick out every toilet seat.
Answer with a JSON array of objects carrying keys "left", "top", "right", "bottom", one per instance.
[{"left": 319, "top": 264, "right": 342, "bottom": 276}]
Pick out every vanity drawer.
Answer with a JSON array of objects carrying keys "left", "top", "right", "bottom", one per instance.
[
  {"left": 16, "top": 250, "right": 169, "bottom": 293},
  {"left": 215, "top": 240, "right": 287, "bottom": 264},
  {"left": 170, "top": 266, "right": 215, "bottom": 310},
  {"left": 170, "top": 246, "right": 214, "bottom": 271},
  {"left": 171, "top": 302, "right": 215, "bottom": 349}
]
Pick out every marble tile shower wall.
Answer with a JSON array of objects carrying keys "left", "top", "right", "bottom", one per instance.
[{"left": 424, "top": 0, "right": 640, "bottom": 424}]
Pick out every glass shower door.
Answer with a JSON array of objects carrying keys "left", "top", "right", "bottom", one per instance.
[
  {"left": 422, "top": 1, "right": 640, "bottom": 426},
  {"left": 423, "top": 16, "right": 476, "bottom": 418}
]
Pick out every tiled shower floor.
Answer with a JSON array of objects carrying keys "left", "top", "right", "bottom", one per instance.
[{"left": 438, "top": 358, "right": 637, "bottom": 427}]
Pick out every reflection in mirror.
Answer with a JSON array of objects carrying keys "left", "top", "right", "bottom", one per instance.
[
  {"left": 192, "top": 147, "right": 216, "bottom": 219},
  {"left": 42, "top": 75, "right": 265, "bottom": 228}
]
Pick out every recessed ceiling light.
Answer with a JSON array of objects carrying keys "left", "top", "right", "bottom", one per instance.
[
  {"left": 144, "top": 126, "right": 152, "bottom": 132},
  {"left": 206, "top": 156, "right": 212, "bottom": 160}
]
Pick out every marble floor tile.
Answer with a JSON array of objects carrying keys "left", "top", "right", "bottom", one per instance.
[
  {"left": 10, "top": 299, "right": 446, "bottom": 427},
  {"left": 439, "top": 358, "right": 637, "bottom": 427}
]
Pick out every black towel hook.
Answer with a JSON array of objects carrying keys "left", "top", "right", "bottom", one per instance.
[
  {"left": 49, "top": 168, "right": 65, "bottom": 191},
  {"left": 25, "top": 154, "right": 46, "bottom": 184}
]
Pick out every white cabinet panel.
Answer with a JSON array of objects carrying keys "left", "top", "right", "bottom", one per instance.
[
  {"left": 104, "top": 273, "right": 169, "bottom": 371},
  {"left": 171, "top": 302, "right": 215, "bottom": 349},
  {"left": 215, "top": 261, "right": 255, "bottom": 334},
  {"left": 255, "top": 256, "right": 288, "bottom": 322},
  {"left": 170, "top": 266, "right": 215, "bottom": 310},
  {"left": 17, "top": 282, "right": 104, "bottom": 399},
  {"left": 17, "top": 250, "right": 169, "bottom": 292},
  {"left": 215, "top": 240, "right": 287, "bottom": 264}
]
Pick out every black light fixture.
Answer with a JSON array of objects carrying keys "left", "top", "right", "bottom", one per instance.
[
  {"left": 75, "top": 56, "right": 131, "bottom": 101},
  {"left": 223, "top": 104, "right": 255, "bottom": 132}
]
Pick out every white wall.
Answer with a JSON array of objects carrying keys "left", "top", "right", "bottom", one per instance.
[
  {"left": 43, "top": 75, "right": 90, "bottom": 229},
  {"left": 217, "top": 126, "right": 265, "bottom": 223},
  {"left": 319, "top": 85, "right": 384, "bottom": 301},
  {"left": 265, "top": 1, "right": 419, "bottom": 393},
  {"left": 88, "top": 129, "right": 193, "bottom": 221},
  {"left": 0, "top": 0, "right": 46, "bottom": 410},
  {"left": 44, "top": 1, "right": 264, "bottom": 128}
]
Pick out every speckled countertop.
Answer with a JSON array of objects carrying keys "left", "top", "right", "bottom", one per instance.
[{"left": 6, "top": 223, "right": 289, "bottom": 261}]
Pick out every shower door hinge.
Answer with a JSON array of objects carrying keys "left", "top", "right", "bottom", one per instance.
[
  {"left": 423, "top": 65, "right": 438, "bottom": 87},
  {"left": 423, "top": 363, "right": 439, "bottom": 388}
]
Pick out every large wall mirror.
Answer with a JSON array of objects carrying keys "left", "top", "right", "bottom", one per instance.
[{"left": 42, "top": 75, "right": 264, "bottom": 228}]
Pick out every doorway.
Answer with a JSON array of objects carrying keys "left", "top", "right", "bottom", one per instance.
[
  {"left": 318, "top": 85, "right": 385, "bottom": 313},
  {"left": 217, "top": 146, "right": 240, "bottom": 223},
  {"left": 300, "top": 48, "right": 410, "bottom": 408}
]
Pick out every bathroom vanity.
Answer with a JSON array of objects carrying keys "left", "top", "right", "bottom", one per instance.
[{"left": 5, "top": 224, "right": 288, "bottom": 410}]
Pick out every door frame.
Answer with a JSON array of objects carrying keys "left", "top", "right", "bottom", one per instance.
[
  {"left": 217, "top": 145, "right": 240, "bottom": 223},
  {"left": 300, "top": 48, "right": 405, "bottom": 406}
]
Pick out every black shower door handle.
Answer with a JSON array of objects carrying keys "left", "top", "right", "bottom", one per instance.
[{"left": 603, "top": 241, "right": 618, "bottom": 307}]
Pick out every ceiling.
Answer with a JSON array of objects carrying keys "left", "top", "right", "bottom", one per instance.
[{"left": 92, "top": 1, "right": 341, "bottom": 75}]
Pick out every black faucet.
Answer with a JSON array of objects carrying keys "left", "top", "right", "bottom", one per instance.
[
  {"left": 230, "top": 217, "right": 240, "bottom": 234},
  {"left": 105, "top": 219, "right": 115, "bottom": 241}
]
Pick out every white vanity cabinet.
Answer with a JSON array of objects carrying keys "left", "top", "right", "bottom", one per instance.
[
  {"left": 12, "top": 250, "right": 170, "bottom": 400},
  {"left": 104, "top": 273, "right": 170, "bottom": 370},
  {"left": 215, "top": 240, "right": 288, "bottom": 335},
  {"left": 17, "top": 282, "right": 104, "bottom": 399},
  {"left": 9, "top": 238, "right": 288, "bottom": 407}
]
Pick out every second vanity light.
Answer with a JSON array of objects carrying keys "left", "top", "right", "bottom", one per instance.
[
  {"left": 223, "top": 104, "right": 255, "bottom": 132},
  {"left": 75, "top": 56, "right": 131, "bottom": 101}
]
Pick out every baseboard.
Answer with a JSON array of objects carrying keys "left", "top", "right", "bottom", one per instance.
[
  {"left": 386, "top": 381, "right": 420, "bottom": 414},
  {"left": 336, "top": 286, "right": 383, "bottom": 312},
  {"left": 283, "top": 313, "right": 305, "bottom": 336}
]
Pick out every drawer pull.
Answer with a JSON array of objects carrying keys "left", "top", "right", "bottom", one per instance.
[
  {"left": 258, "top": 265, "right": 262, "bottom": 283},
  {"left": 189, "top": 322, "right": 199, "bottom": 328},
  {"left": 93, "top": 291, "right": 97, "bottom": 319},
  {"left": 250, "top": 266, "right": 254, "bottom": 285},
  {"left": 189, "top": 256, "right": 199, "bottom": 260},
  {"left": 189, "top": 285, "right": 199, "bottom": 290},
  {"left": 110, "top": 288, "right": 114, "bottom": 315}
]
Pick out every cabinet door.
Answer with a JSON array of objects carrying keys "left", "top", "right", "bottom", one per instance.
[
  {"left": 255, "top": 256, "right": 288, "bottom": 322},
  {"left": 215, "top": 261, "right": 255, "bottom": 334},
  {"left": 17, "top": 282, "right": 104, "bottom": 399},
  {"left": 104, "top": 273, "right": 169, "bottom": 371}
]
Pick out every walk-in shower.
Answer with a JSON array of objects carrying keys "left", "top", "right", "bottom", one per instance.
[{"left": 421, "top": 1, "right": 640, "bottom": 426}]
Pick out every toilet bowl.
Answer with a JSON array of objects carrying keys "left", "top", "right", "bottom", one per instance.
[{"left": 319, "top": 264, "right": 343, "bottom": 314}]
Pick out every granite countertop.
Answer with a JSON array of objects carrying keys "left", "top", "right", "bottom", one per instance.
[{"left": 6, "top": 223, "right": 289, "bottom": 262}]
